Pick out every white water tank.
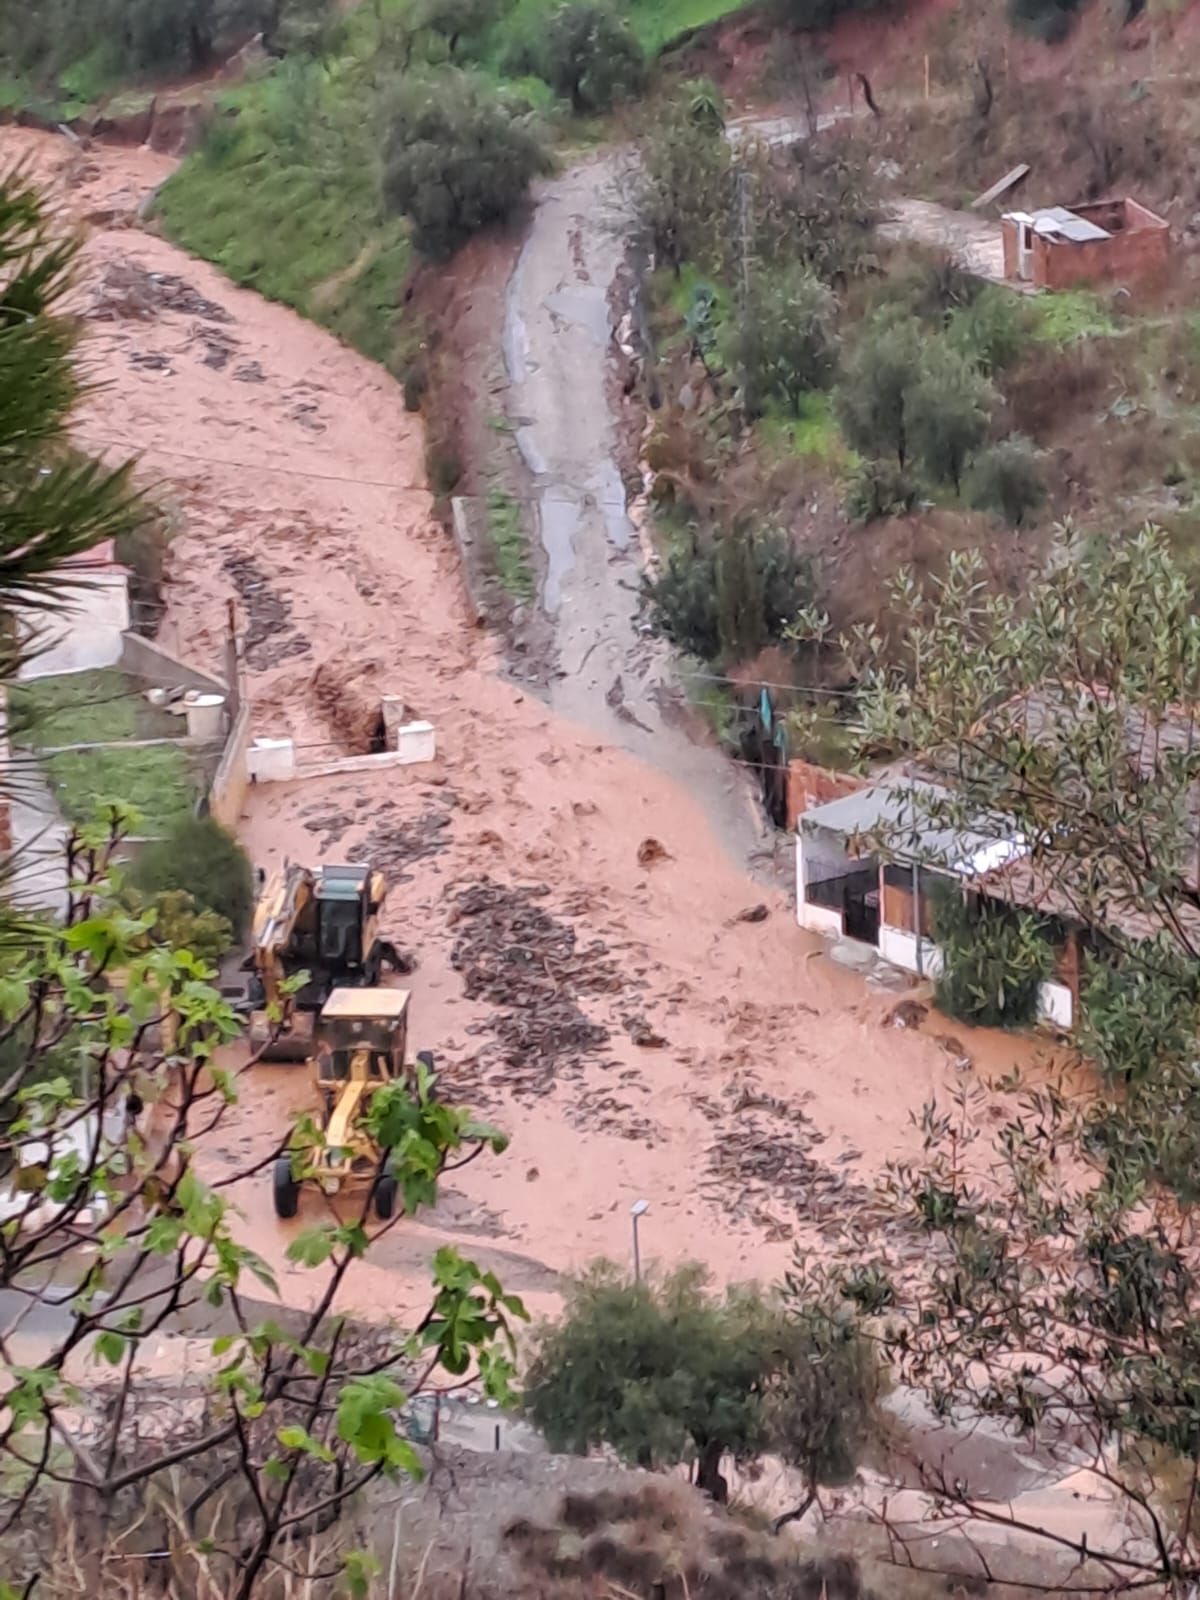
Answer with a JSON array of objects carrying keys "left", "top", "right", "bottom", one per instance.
[{"left": 185, "top": 692, "right": 226, "bottom": 740}]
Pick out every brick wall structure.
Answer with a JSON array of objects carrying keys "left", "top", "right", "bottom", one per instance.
[
  {"left": 786, "top": 759, "right": 866, "bottom": 832},
  {"left": 1001, "top": 198, "right": 1170, "bottom": 291}
]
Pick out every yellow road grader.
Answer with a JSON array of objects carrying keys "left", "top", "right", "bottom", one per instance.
[{"left": 272, "top": 987, "right": 434, "bottom": 1221}]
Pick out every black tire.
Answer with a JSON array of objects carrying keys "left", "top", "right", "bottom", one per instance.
[
  {"left": 374, "top": 1166, "right": 398, "bottom": 1220},
  {"left": 416, "top": 1050, "right": 435, "bottom": 1071},
  {"left": 273, "top": 1156, "right": 300, "bottom": 1219}
]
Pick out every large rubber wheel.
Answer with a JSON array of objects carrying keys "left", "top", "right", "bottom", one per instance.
[
  {"left": 374, "top": 1164, "right": 398, "bottom": 1221},
  {"left": 273, "top": 1156, "right": 300, "bottom": 1219}
]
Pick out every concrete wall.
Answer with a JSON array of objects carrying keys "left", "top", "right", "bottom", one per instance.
[
  {"left": 878, "top": 923, "right": 945, "bottom": 979},
  {"left": 209, "top": 701, "right": 252, "bottom": 830},
  {"left": 795, "top": 831, "right": 844, "bottom": 934},
  {"left": 1037, "top": 979, "right": 1074, "bottom": 1031},
  {"left": 119, "top": 633, "right": 227, "bottom": 695},
  {"left": 17, "top": 572, "right": 130, "bottom": 680},
  {"left": 1001, "top": 216, "right": 1021, "bottom": 280},
  {"left": 1034, "top": 217, "right": 1170, "bottom": 289}
]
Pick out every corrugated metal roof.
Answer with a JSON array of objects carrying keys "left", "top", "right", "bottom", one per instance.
[
  {"left": 800, "top": 780, "right": 1019, "bottom": 874},
  {"left": 1032, "top": 206, "right": 1110, "bottom": 243}
]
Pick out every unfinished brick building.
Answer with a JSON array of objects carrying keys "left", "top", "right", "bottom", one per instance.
[{"left": 1001, "top": 198, "right": 1170, "bottom": 290}]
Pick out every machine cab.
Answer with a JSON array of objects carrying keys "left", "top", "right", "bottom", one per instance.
[{"left": 313, "top": 988, "right": 410, "bottom": 1086}]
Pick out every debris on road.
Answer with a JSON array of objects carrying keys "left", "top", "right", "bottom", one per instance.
[
  {"left": 222, "top": 552, "right": 311, "bottom": 669},
  {"left": 359, "top": 803, "right": 455, "bottom": 882},
  {"left": 637, "top": 837, "right": 670, "bottom": 868},
  {"left": 90, "top": 261, "right": 233, "bottom": 323},
  {"left": 450, "top": 878, "right": 628, "bottom": 1094}
]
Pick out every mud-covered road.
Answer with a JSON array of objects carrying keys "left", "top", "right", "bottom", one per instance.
[{"left": 503, "top": 151, "right": 762, "bottom": 863}]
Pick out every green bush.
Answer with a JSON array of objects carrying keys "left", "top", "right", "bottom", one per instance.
[
  {"left": 642, "top": 524, "right": 810, "bottom": 663},
  {"left": 0, "top": 0, "right": 338, "bottom": 82},
  {"left": 947, "top": 285, "right": 1031, "bottom": 375},
  {"left": 1078, "top": 949, "right": 1200, "bottom": 1086},
  {"left": 730, "top": 265, "right": 838, "bottom": 417},
  {"left": 413, "top": 0, "right": 501, "bottom": 58},
  {"left": 115, "top": 513, "right": 172, "bottom": 637},
  {"left": 634, "top": 95, "right": 731, "bottom": 274},
  {"left": 383, "top": 72, "right": 547, "bottom": 259},
  {"left": 967, "top": 436, "right": 1046, "bottom": 528},
  {"left": 130, "top": 813, "right": 254, "bottom": 942},
  {"left": 835, "top": 315, "right": 924, "bottom": 467},
  {"left": 541, "top": 2, "right": 643, "bottom": 114},
  {"left": 931, "top": 884, "right": 1053, "bottom": 1030},
  {"left": 843, "top": 457, "right": 918, "bottom": 523}
]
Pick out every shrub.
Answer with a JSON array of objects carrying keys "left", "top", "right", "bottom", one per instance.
[
  {"left": 931, "top": 884, "right": 1053, "bottom": 1030},
  {"left": 947, "top": 284, "right": 1031, "bottom": 375},
  {"left": 642, "top": 544, "right": 720, "bottom": 659},
  {"left": 130, "top": 813, "right": 254, "bottom": 941},
  {"left": 1078, "top": 948, "right": 1200, "bottom": 1086},
  {"left": 383, "top": 72, "right": 547, "bottom": 259},
  {"left": 967, "top": 436, "right": 1046, "bottom": 527},
  {"left": 743, "top": 138, "right": 879, "bottom": 286},
  {"left": 680, "top": 76, "right": 725, "bottom": 135},
  {"left": 843, "top": 457, "right": 918, "bottom": 523},
  {"left": 730, "top": 265, "right": 838, "bottom": 417},
  {"left": 413, "top": 0, "right": 500, "bottom": 57},
  {"left": 541, "top": 3, "right": 643, "bottom": 114},
  {"left": 115, "top": 514, "right": 172, "bottom": 638},
  {"left": 642, "top": 524, "right": 810, "bottom": 663}
]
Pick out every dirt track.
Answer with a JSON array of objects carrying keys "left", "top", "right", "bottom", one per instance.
[{"left": 2, "top": 127, "right": 1056, "bottom": 1329}]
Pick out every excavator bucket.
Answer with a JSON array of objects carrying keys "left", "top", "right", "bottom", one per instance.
[{"left": 249, "top": 1009, "right": 315, "bottom": 1063}]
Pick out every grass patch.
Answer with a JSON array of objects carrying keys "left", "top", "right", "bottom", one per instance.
[
  {"left": 758, "top": 392, "right": 844, "bottom": 463},
  {"left": 484, "top": 0, "right": 748, "bottom": 65},
  {"left": 1032, "top": 289, "right": 1119, "bottom": 346},
  {"left": 157, "top": 70, "right": 412, "bottom": 372},
  {"left": 14, "top": 670, "right": 204, "bottom": 835},
  {"left": 13, "top": 669, "right": 184, "bottom": 748},
  {"left": 680, "top": 660, "right": 736, "bottom": 742},
  {"left": 486, "top": 488, "right": 536, "bottom": 601},
  {"left": 43, "top": 746, "right": 198, "bottom": 834}
]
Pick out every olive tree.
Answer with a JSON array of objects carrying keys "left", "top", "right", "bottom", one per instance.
[
  {"left": 634, "top": 94, "right": 732, "bottom": 274},
  {"left": 823, "top": 530, "right": 1200, "bottom": 1585},
  {"left": 383, "top": 72, "right": 548, "bottom": 258},
  {"left": 541, "top": 2, "right": 643, "bottom": 114},
  {"left": 523, "top": 1262, "right": 878, "bottom": 1507},
  {"left": 730, "top": 265, "right": 838, "bottom": 417}
]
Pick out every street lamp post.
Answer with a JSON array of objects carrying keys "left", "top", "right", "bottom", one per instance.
[{"left": 630, "top": 1198, "right": 650, "bottom": 1282}]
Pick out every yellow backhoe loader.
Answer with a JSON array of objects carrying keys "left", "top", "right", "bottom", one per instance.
[
  {"left": 243, "top": 861, "right": 406, "bottom": 1060},
  {"left": 272, "top": 988, "right": 434, "bottom": 1220}
]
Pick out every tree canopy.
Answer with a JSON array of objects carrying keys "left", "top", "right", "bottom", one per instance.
[
  {"left": 1, "top": 173, "right": 147, "bottom": 690},
  {"left": 383, "top": 72, "right": 548, "bottom": 258},
  {"left": 522, "top": 1262, "right": 878, "bottom": 1507},
  {"left": 541, "top": 3, "right": 644, "bottom": 114}
]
